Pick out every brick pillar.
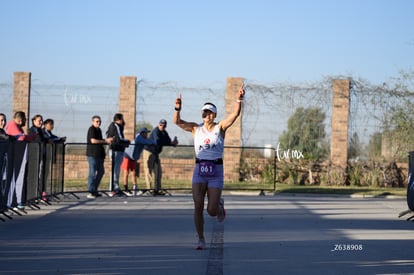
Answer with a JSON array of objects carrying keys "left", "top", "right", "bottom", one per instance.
[
  {"left": 119, "top": 76, "right": 137, "bottom": 141},
  {"left": 330, "top": 79, "right": 350, "bottom": 169},
  {"left": 13, "top": 72, "right": 31, "bottom": 132},
  {"left": 223, "top": 77, "right": 243, "bottom": 181}
]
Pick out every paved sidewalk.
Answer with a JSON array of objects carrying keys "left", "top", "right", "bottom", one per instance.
[{"left": 0, "top": 192, "right": 413, "bottom": 275}]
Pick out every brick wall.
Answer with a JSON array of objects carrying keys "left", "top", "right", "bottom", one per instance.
[{"left": 64, "top": 154, "right": 194, "bottom": 181}]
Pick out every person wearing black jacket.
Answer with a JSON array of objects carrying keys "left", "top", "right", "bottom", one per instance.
[
  {"left": 28, "top": 114, "right": 50, "bottom": 200},
  {"left": 106, "top": 113, "right": 130, "bottom": 196},
  {"left": 28, "top": 114, "right": 47, "bottom": 143},
  {"left": 0, "top": 113, "right": 8, "bottom": 140},
  {"left": 42, "top": 118, "right": 66, "bottom": 143}
]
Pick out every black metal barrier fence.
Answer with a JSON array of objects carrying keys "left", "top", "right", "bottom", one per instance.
[
  {"left": 63, "top": 143, "right": 277, "bottom": 194},
  {"left": 0, "top": 140, "right": 65, "bottom": 211},
  {"left": 407, "top": 151, "right": 414, "bottom": 211},
  {"left": 398, "top": 151, "right": 414, "bottom": 221}
]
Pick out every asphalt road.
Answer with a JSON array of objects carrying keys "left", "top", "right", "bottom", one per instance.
[{"left": 0, "top": 192, "right": 413, "bottom": 275}]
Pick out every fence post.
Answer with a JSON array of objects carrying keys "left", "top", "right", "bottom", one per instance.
[
  {"left": 407, "top": 151, "right": 414, "bottom": 211},
  {"left": 224, "top": 77, "right": 243, "bottom": 181},
  {"left": 13, "top": 72, "right": 31, "bottom": 133},
  {"left": 330, "top": 79, "right": 350, "bottom": 172},
  {"left": 119, "top": 76, "right": 137, "bottom": 141}
]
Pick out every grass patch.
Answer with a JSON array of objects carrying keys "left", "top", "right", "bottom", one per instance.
[
  {"left": 64, "top": 178, "right": 407, "bottom": 197},
  {"left": 274, "top": 183, "right": 406, "bottom": 197}
]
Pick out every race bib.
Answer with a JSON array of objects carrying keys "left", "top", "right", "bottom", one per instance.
[{"left": 199, "top": 161, "right": 216, "bottom": 176}]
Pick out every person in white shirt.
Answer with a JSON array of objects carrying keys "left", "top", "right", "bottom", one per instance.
[{"left": 173, "top": 85, "right": 245, "bottom": 250}]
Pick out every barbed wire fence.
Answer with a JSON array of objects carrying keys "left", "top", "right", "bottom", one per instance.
[
  {"left": 0, "top": 76, "right": 412, "bottom": 149},
  {"left": 1, "top": 74, "right": 414, "bottom": 186}
]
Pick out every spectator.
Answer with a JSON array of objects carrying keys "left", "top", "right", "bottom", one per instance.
[
  {"left": 173, "top": 85, "right": 245, "bottom": 250},
  {"left": 121, "top": 127, "right": 155, "bottom": 196},
  {"left": 4, "top": 111, "right": 36, "bottom": 210},
  {"left": 41, "top": 119, "right": 66, "bottom": 200},
  {"left": 143, "top": 119, "right": 178, "bottom": 196},
  {"left": 0, "top": 113, "right": 8, "bottom": 140},
  {"left": 86, "top": 115, "right": 113, "bottom": 199},
  {"left": 29, "top": 114, "right": 47, "bottom": 143},
  {"left": 5, "top": 111, "right": 35, "bottom": 142},
  {"left": 28, "top": 114, "right": 49, "bottom": 200},
  {"left": 106, "top": 113, "right": 130, "bottom": 197},
  {"left": 43, "top": 118, "right": 66, "bottom": 143}
]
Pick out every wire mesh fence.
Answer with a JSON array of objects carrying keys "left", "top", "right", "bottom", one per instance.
[{"left": 2, "top": 74, "right": 414, "bottom": 187}]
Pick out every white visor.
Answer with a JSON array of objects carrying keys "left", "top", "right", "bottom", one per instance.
[{"left": 201, "top": 103, "right": 217, "bottom": 113}]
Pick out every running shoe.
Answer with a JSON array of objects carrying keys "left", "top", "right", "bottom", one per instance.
[
  {"left": 109, "top": 190, "right": 122, "bottom": 197},
  {"left": 195, "top": 239, "right": 206, "bottom": 250},
  {"left": 217, "top": 198, "right": 226, "bottom": 222},
  {"left": 153, "top": 190, "right": 165, "bottom": 196},
  {"left": 41, "top": 192, "right": 48, "bottom": 202},
  {"left": 86, "top": 193, "right": 96, "bottom": 199},
  {"left": 124, "top": 190, "right": 133, "bottom": 197}
]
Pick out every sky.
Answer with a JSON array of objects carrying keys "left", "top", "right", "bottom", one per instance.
[{"left": 1, "top": 0, "right": 413, "bottom": 87}]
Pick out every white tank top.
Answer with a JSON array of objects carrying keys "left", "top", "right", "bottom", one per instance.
[{"left": 194, "top": 123, "right": 224, "bottom": 160}]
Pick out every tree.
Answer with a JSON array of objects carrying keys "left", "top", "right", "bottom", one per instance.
[
  {"left": 379, "top": 70, "right": 414, "bottom": 161},
  {"left": 385, "top": 105, "right": 414, "bottom": 161},
  {"left": 279, "top": 107, "right": 327, "bottom": 160},
  {"left": 348, "top": 132, "right": 363, "bottom": 159},
  {"left": 366, "top": 132, "right": 382, "bottom": 160}
]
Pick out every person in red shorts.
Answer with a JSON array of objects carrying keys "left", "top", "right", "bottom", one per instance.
[{"left": 121, "top": 127, "right": 155, "bottom": 196}]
